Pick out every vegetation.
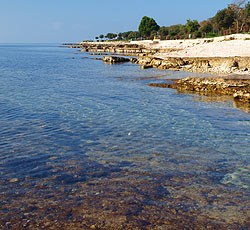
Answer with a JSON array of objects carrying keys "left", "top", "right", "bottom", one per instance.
[
  {"left": 138, "top": 16, "right": 160, "bottom": 37},
  {"left": 186, "top": 20, "right": 200, "bottom": 33},
  {"left": 105, "top": 33, "right": 117, "bottom": 40},
  {"left": 95, "top": 0, "right": 250, "bottom": 41}
]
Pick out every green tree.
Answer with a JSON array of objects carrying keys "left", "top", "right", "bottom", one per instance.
[
  {"left": 106, "top": 33, "right": 116, "bottom": 40},
  {"left": 168, "top": 24, "right": 181, "bottom": 36},
  {"left": 128, "top": 31, "right": 140, "bottom": 40},
  {"left": 158, "top": 26, "right": 169, "bottom": 38},
  {"left": 138, "top": 16, "right": 160, "bottom": 37},
  {"left": 149, "top": 31, "right": 157, "bottom": 40},
  {"left": 244, "top": 1, "right": 250, "bottom": 27},
  {"left": 118, "top": 33, "right": 123, "bottom": 40},
  {"left": 213, "top": 8, "right": 235, "bottom": 30},
  {"left": 200, "top": 20, "right": 213, "bottom": 33},
  {"left": 230, "top": 0, "right": 246, "bottom": 32},
  {"left": 245, "top": 1, "right": 250, "bottom": 18},
  {"left": 193, "top": 31, "right": 202, "bottom": 38},
  {"left": 179, "top": 25, "right": 188, "bottom": 35},
  {"left": 99, "top": 34, "right": 104, "bottom": 39},
  {"left": 186, "top": 19, "right": 200, "bottom": 33},
  {"left": 121, "top": 31, "right": 132, "bottom": 40}
]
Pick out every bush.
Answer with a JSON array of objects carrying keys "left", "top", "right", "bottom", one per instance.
[
  {"left": 166, "top": 35, "right": 172, "bottom": 40},
  {"left": 205, "top": 33, "right": 218, "bottom": 38},
  {"left": 194, "top": 31, "right": 202, "bottom": 38}
]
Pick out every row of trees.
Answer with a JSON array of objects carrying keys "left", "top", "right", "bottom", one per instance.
[
  {"left": 95, "top": 31, "right": 141, "bottom": 41},
  {"left": 95, "top": 0, "right": 250, "bottom": 41}
]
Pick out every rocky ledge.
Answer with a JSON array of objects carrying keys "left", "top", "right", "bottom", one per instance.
[
  {"left": 65, "top": 40, "right": 250, "bottom": 75},
  {"left": 64, "top": 42, "right": 176, "bottom": 55},
  {"left": 149, "top": 77, "right": 250, "bottom": 103},
  {"left": 102, "top": 56, "right": 130, "bottom": 63},
  {"left": 134, "top": 56, "right": 250, "bottom": 75}
]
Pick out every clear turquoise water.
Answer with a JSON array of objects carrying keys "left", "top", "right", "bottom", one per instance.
[{"left": 0, "top": 44, "right": 249, "bottom": 228}]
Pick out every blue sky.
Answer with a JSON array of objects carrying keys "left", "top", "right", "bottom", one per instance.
[{"left": 0, "top": 0, "right": 233, "bottom": 43}]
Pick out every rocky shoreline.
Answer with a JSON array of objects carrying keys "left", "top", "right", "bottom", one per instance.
[
  {"left": 64, "top": 41, "right": 173, "bottom": 55},
  {"left": 135, "top": 56, "right": 250, "bottom": 74},
  {"left": 100, "top": 52, "right": 250, "bottom": 75},
  {"left": 149, "top": 77, "right": 250, "bottom": 103},
  {"left": 64, "top": 39, "right": 250, "bottom": 104},
  {"left": 64, "top": 39, "right": 250, "bottom": 75},
  {"left": 100, "top": 55, "right": 250, "bottom": 103}
]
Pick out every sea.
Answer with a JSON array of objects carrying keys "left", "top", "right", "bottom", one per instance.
[{"left": 0, "top": 44, "right": 249, "bottom": 229}]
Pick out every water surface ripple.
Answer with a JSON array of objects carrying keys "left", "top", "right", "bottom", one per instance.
[{"left": 0, "top": 44, "right": 249, "bottom": 229}]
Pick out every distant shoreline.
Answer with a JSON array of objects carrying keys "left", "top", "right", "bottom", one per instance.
[
  {"left": 64, "top": 34, "right": 250, "bottom": 104},
  {"left": 64, "top": 34, "right": 250, "bottom": 75}
]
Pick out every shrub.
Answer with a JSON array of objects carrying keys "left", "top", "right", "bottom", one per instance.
[
  {"left": 194, "top": 31, "right": 202, "bottom": 38},
  {"left": 205, "top": 33, "right": 218, "bottom": 38},
  {"left": 166, "top": 35, "right": 172, "bottom": 40}
]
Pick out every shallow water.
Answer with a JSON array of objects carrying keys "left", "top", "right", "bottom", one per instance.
[{"left": 0, "top": 44, "right": 249, "bottom": 229}]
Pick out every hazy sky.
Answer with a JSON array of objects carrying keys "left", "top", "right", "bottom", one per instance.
[{"left": 0, "top": 0, "right": 233, "bottom": 43}]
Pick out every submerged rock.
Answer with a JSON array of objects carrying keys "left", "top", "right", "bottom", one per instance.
[
  {"left": 233, "top": 91, "right": 250, "bottom": 102},
  {"left": 140, "top": 64, "right": 153, "bottom": 69},
  {"left": 149, "top": 77, "right": 250, "bottom": 103},
  {"left": 129, "top": 57, "right": 137, "bottom": 64},
  {"left": 136, "top": 56, "right": 153, "bottom": 65},
  {"left": 102, "top": 56, "right": 130, "bottom": 64}
]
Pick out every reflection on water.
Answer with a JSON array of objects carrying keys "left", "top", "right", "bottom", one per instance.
[
  {"left": 233, "top": 100, "right": 250, "bottom": 113},
  {"left": 115, "top": 74, "right": 171, "bottom": 81},
  {"left": 0, "top": 44, "right": 249, "bottom": 229},
  {"left": 176, "top": 89, "right": 250, "bottom": 113}
]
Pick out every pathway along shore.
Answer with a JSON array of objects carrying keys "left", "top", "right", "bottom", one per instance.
[{"left": 64, "top": 34, "right": 250, "bottom": 104}]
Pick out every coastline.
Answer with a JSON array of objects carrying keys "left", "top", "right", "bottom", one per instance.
[
  {"left": 64, "top": 34, "right": 250, "bottom": 104},
  {"left": 65, "top": 34, "right": 250, "bottom": 74},
  {"left": 149, "top": 77, "right": 250, "bottom": 103}
]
